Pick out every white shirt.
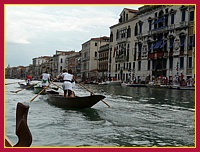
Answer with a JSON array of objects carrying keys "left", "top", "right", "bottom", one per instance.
[
  {"left": 42, "top": 73, "right": 50, "bottom": 80},
  {"left": 61, "top": 72, "right": 73, "bottom": 81}
]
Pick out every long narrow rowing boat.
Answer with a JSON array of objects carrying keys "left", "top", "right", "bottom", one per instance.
[
  {"left": 18, "top": 82, "right": 35, "bottom": 90},
  {"left": 46, "top": 93, "right": 105, "bottom": 109},
  {"left": 34, "top": 86, "right": 59, "bottom": 95}
]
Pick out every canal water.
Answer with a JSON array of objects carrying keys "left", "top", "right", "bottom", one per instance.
[{"left": 5, "top": 79, "right": 195, "bottom": 147}]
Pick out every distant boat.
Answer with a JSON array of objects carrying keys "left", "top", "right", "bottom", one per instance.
[
  {"left": 18, "top": 82, "right": 35, "bottom": 90},
  {"left": 121, "top": 82, "right": 147, "bottom": 87},
  {"left": 108, "top": 80, "right": 122, "bottom": 85},
  {"left": 169, "top": 85, "right": 195, "bottom": 90},
  {"left": 33, "top": 85, "right": 59, "bottom": 95}
]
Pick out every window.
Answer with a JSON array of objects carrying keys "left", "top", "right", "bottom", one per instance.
[
  {"left": 169, "top": 57, "right": 173, "bottom": 69},
  {"left": 129, "top": 62, "right": 131, "bottom": 70},
  {"left": 134, "top": 23, "right": 138, "bottom": 36},
  {"left": 60, "top": 66, "right": 62, "bottom": 73},
  {"left": 164, "top": 15, "right": 168, "bottom": 26},
  {"left": 188, "top": 57, "right": 192, "bottom": 68},
  {"left": 181, "top": 9, "right": 186, "bottom": 22},
  {"left": 148, "top": 43, "right": 152, "bottom": 53},
  {"left": 148, "top": 20, "right": 152, "bottom": 31},
  {"left": 116, "top": 30, "right": 119, "bottom": 40},
  {"left": 110, "top": 32, "right": 113, "bottom": 42},
  {"left": 95, "top": 52, "right": 97, "bottom": 57},
  {"left": 139, "top": 22, "right": 143, "bottom": 34},
  {"left": 171, "top": 13, "right": 175, "bottom": 24},
  {"left": 152, "top": 60, "right": 156, "bottom": 70},
  {"left": 169, "top": 37, "right": 174, "bottom": 51},
  {"left": 190, "top": 11, "right": 194, "bottom": 21},
  {"left": 127, "top": 26, "right": 131, "bottom": 38},
  {"left": 138, "top": 43, "right": 142, "bottom": 53},
  {"left": 163, "top": 59, "right": 167, "bottom": 69},
  {"left": 138, "top": 61, "right": 141, "bottom": 71},
  {"left": 95, "top": 42, "right": 97, "bottom": 46},
  {"left": 189, "top": 35, "right": 193, "bottom": 50},
  {"left": 180, "top": 35, "right": 185, "bottom": 50},
  {"left": 180, "top": 57, "right": 184, "bottom": 69},
  {"left": 132, "top": 62, "right": 135, "bottom": 69},
  {"left": 148, "top": 60, "right": 150, "bottom": 70},
  {"left": 126, "top": 14, "right": 128, "bottom": 21},
  {"left": 60, "top": 58, "right": 63, "bottom": 63}
]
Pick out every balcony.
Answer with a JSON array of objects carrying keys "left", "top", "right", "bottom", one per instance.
[
  {"left": 115, "top": 55, "right": 128, "bottom": 62},
  {"left": 151, "top": 26, "right": 167, "bottom": 34},
  {"left": 81, "top": 57, "right": 89, "bottom": 61},
  {"left": 117, "top": 37, "right": 127, "bottom": 43}
]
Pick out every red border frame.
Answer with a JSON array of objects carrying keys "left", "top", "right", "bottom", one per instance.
[{"left": 1, "top": 1, "right": 198, "bottom": 152}]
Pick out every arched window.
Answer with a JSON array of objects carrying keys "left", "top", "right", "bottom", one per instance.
[
  {"left": 127, "top": 26, "right": 131, "bottom": 38},
  {"left": 60, "top": 66, "right": 62, "bottom": 73},
  {"left": 170, "top": 9, "right": 175, "bottom": 24},
  {"left": 134, "top": 23, "right": 138, "bottom": 36},
  {"left": 116, "top": 30, "right": 119, "bottom": 40},
  {"left": 110, "top": 32, "right": 113, "bottom": 42},
  {"left": 138, "top": 21, "right": 143, "bottom": 34},
  {"left": 60, "top": 58, "right": 63, "bottom": 63}
]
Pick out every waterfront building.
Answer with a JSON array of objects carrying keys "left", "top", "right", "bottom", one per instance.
[
  {"left": 98, "top": 44, "right": 109, "bottom": 81},
  {"left": 32, "top": 56, "right": 51, "bottom": 80},
  {"left": 109, "top": 8, "right": 138, "bottom": 82},
  {"left": 65, "top": 52, "right": 81, "bottom": 78},
  {"left": 80, "top": 36, "right": 109, "bottom": 82},
  {"left": 52, "top": 50, "right": 75, "bottom": 77},
  {"left": 109, "top": 5, "right": 195, "bottom": 83}
]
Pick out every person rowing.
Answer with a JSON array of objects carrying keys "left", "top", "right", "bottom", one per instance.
[
  {"left": 58, "top": 69, "right": 78, "bottom": 97},
  {"left": 40, "top": 71, "right": 51, "bottom": 87}
]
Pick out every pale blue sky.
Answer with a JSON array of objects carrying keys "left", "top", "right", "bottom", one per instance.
[{"left": 5, "top": 5, "right": 142, "bottom": 67}]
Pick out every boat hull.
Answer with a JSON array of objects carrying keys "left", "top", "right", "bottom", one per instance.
[
  {"left": 169, "top": 85, "right": 195, "bottom": 90},
  {"left": 33, "top": 87, "right": 46, "bottom": 95},
  {"left": 46, "top": 94, "right": 105, "bottom": 109},
  {"left": 18, "top": 83, "right": 34, "bottom": 90}
]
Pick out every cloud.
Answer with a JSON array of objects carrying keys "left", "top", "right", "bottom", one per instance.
[
  {"left": 5, "top": 5, "right": 120, "bottom": 44},
  {"left": 5, "top": 5, "right": 142, "bottom": 66}
]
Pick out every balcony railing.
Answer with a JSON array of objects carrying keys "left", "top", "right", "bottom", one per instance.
[
  {"left": 117, "top": 37, "right": 127, "bottom": 43},
  {"left": 115, "top": 55, "right": 128, "bottom": 62}
]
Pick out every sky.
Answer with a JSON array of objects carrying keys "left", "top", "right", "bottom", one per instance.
[{"left": 5, "top": 4, "right": 142, "bottom": 67}]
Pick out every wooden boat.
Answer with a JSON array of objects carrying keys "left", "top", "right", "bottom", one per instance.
[
  {"left": 121, "top": 82, "right": 147, "bottom": 87},
  {"left": 5, "top": 102, "right": 32, "bottom": 147},
  {"left": 169, "top": 85, "right": 195, "bottom": 90},
  {"left": 33, "top": 86, "right": 59, "bottom": 95},
  {"left": 46, "top": 93, "right": 105, "bottom": 109},
  {"left": 18, "top": 82, "right": 35, "bottom": 90}
]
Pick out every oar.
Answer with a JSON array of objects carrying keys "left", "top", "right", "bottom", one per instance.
[
  {"left": 77, "top": 82, "right": 111, "bottom": 108},
  {"left": 52, "top": 82, "right": 63, "bottom": 90},
  {"left": 29, "top": 80, "right": 55, "bottom": 103},
  {"left": 5, "top": 81, "right": 25, "bottom": 85},
  {"left": 11, "top": 82, "right": 40, "bottom": 93}
]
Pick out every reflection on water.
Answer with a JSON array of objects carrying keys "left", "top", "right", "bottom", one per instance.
[{"left": 5, "top": 79, "right": 195, "bottom": 147}]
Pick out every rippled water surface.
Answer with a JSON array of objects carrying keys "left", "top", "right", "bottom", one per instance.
[{"left": 5, "top": 79, "right": 195, "bottom": 147}]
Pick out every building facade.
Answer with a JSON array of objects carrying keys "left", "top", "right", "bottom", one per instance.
[
  {"left": 80, "top": 36, "right": 110, "bottom": 81},
  {"left": 109, "top": 5, "right": 195, "bottom": 84},
  {"left": 109, "top": 8, "right": 138, "bottom": 82},
  {"left": 98, "top": 44, "right": 109, "bottom": 81}
]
